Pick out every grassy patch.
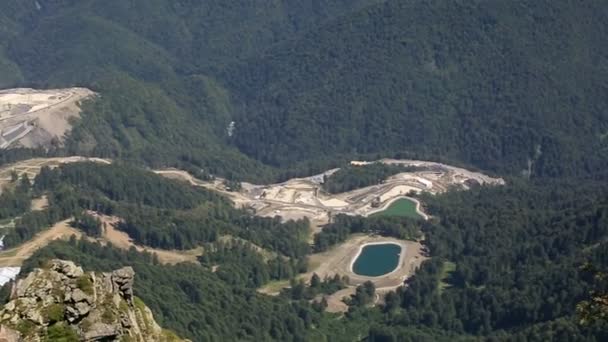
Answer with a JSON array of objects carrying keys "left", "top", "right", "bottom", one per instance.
[
  {"left": 162, "top": 329, "right": 183, "bottom": 341},
  {"left": 46, "top": 322, "right": 79, "bottom": 342},
  {"left": 102, "top": 307, "right": 116, "bottom": 324},
  {"left": 120, "top": 335, "right": 136, "bottom": 342},
  {"left": 133, "top": 296, "right": 152, "bottom": 333},
  {"left": 258, "top": 279, "right": 291, "bottom": 294},
  {"left": 76, "top": 275, "right": 94, "bottom": 295},
  {"left": 15, "top": 320, "right": 37, "bottom": 337},
  {"left": 371, "top": 198, "right": 422, "bottom": 219},
  {"left": 43, "top": 303, "right": 65, "bottom": 323},
  {"left": 119, "top": 299, "right": 130, "bottom": 313},
  {"left": 438, "top": 261, "right": 456, "bottom": 293},
  {"left": 80, "top": 318, "right": 93, "bottom": 332},
  {"left": 134, "top": 296, "right": 146, "bottom": 311},
  {"left": 307, "top": 259, "right": 321, "bottom": 271}
]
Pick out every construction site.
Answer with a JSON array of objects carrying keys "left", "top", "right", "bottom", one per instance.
[
  {"left": 223, "top": 159, "right": 501, "bottom": 223},
  {"left": 0, "top": 87, "right": 94, "bottom": 149},
  {"left": 158, "top": 158, "right": 503, "bottom": 227},
  {"left": 0, "top": 156, "right": 504, "bottom": 310},
  {"left": 157, "top": 159, "right": 504, "bottom": 311}
]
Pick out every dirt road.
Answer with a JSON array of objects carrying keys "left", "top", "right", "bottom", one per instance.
[
  {"left": 91, "top": 213, "right": 203, "bottom": 265},
  {"left": 0, "top": 219, "right": 81, "bottom": 267}
]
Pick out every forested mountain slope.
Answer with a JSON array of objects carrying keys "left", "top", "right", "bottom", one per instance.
[
  {"left": 226, "top": 0, "right": 608, "bottom": 178},
  {"left": 0, "top": 2, "right": 607, "bottom": 339},
  {"left": 8, "top": 0, "right": 381, "bottom": 80},
  {"left": 1, "top": 1, "right": 605, "bottom": 181},
  {"left": 0, "top": 0, "right": 380, "bottom": 181},
  {"left": 0, "top": 2, "right": 29, "bottom": 87}
]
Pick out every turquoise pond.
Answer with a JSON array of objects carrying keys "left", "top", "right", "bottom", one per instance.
[{"left": 352, "top": 243, "right": 401, "bottom": 277}]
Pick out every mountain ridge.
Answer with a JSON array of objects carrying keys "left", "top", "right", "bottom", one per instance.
[{"left": 0, "top": 259, "right": 187, "bottom": 341}]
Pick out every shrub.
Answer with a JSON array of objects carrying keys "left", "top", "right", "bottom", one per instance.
[
  {"left": 76, "top": 275, "right": 94, "bottom": 295},
  {"left": 44, "top": 303, "right": 65, "bottom": 323},
  {"left": 46, "top": 322, "right": 79, "bottom": 342}
]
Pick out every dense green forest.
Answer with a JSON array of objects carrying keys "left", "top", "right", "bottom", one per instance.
[
  {"left": 314, "top": 215, "right": 421, "bottom": 252},
  {"left": 3, "top": 163, "right": 310, "bottom": 285},
  {"left": 227, "top": 0, "right": 608, "bottom": 179},
  {"left": 0, "top": 174, "right": 32, "bottom": 219},
  {"left": 0, "top": 0, "right": 381, "bottom": 182},
  {"left": 4, "top": 170, "right": 607, "bottom": 341},
  {"left": 0, "top": 0, "right": 606, "bottom": 182},
  {"left": 383, "top": 179, "right": 608, "bottom": 340},
  {"left": 322, "top": 163, "right": 423, "bottom": 194}
]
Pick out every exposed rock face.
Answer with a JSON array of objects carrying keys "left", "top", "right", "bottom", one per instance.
[
  {"left": 0, "top": 260, "right": 187, "bottom": 341},
  {"left": 112, "top": 267, "right": 134, "bottom": 303},
  {"left": 51, "top": 260, "right": 84, "bottom": 278}
]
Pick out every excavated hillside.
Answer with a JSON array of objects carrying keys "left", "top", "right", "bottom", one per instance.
[
  {"left": 0, "top": 88, "right": 95, "bottom": 150},
  {"left": 0, "top": 260, "right": 187, "bottom": 341}
]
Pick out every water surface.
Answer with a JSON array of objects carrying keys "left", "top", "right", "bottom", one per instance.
[
  {"left": 372, "top": 198, "right": 422, "bottom": 219},
  {"left": 352, "top": 243, "right": 401, "bottom": 277}
]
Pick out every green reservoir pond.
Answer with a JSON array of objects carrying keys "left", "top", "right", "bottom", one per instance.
[
  {"left": 352, "top": 243, "right": 402, "bottom": 277},
  {"left": 371, "top": 198, "right": 422, "bottom": 219}
]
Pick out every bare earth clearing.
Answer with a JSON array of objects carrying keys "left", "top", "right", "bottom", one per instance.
[
  {"left": 310, "top": 236, "right": 427, "bottom": 312},
  {"left": 0, "top": 213, "right": 202, "bottom": 268},
  {"left": 30, "top": 195, "right": 48, "bottom": 211},
  {"left": 0, "top": 88, "right": 95, "bottom": 149},
  {"left": 86, "top": 212, "right": 203, "bottom": 265},
  {"left": 0, "top": 219, "right": 81, "bottom": 267}
]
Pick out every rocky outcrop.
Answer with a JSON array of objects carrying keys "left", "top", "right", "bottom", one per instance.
[
  {"left": 0, "top": 260, "right": 187, "bottom": 341},
  {"left": 111, "top": 267, "right": 134, "bottom": 304}
]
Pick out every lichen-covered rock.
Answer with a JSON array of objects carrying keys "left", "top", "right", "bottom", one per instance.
[
  {"left": 70, "top": 288, "right": 93, "bottom": 304},
  {"left": 82, "top": 322, "right": 119, "bottom": 341},
  {"left": 50, "top": 260, "right": 84, "bottom": 279},
  {"left": 0, "top": 259, "right": 188, "bottom": 341}
]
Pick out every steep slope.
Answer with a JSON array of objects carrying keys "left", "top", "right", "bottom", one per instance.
[
  {"left": 19, "top": 241, "right": 327, "bottom": 341},
  {"left": 0, "top": 259, "right": 186, "bottom": 341},
  {"left": 0, "top": 0, "right": 382, "bottom": 181},
  {"left": 0, "top": 2, "right": 31, "bottom": 88},
  {"left": 6, "top": 0, "right": 381, "bottom": 82},
  {"left": 226, "top": 0, "right": 608, "bottom": 178},
  {"left": 3, "top": 0, "right": 606, "bottom": 181},
  {"left": 0, "top": 88, "right": 95, "bottom": 150}
]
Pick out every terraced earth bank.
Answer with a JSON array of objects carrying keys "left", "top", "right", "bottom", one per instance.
[{"left": 0, "top": 88, "right": 95, "bottom": 149}]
